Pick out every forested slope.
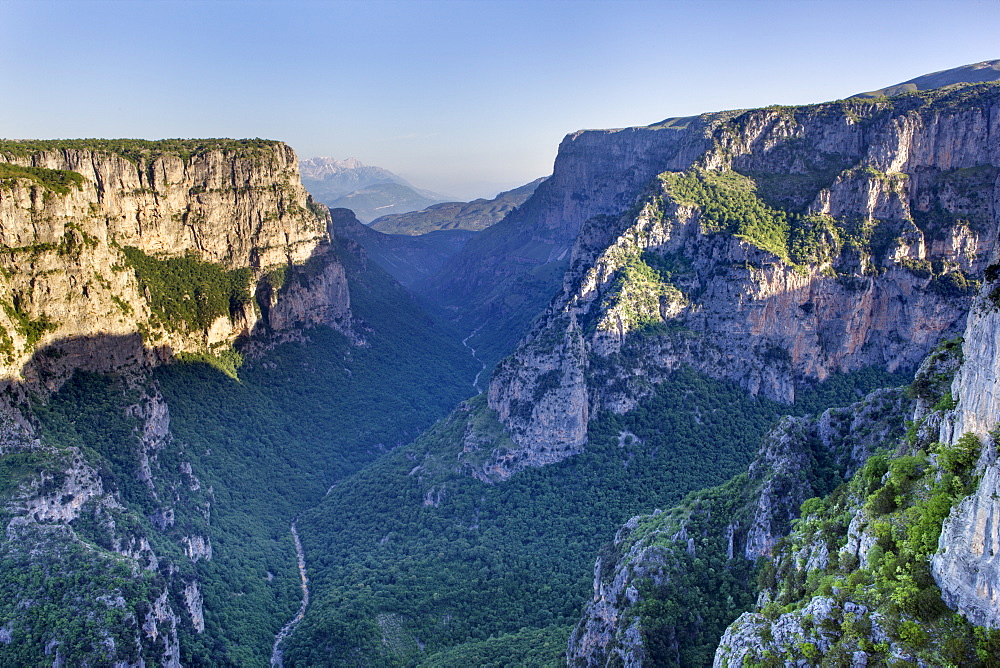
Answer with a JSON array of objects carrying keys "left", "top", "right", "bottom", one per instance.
[{"left": 0, "top": 140, "right": 478, "bottom": 665}]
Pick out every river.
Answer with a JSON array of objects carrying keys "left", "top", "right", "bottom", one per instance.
[{"left": 270, "top": 521, "right": 309, "bottom": 667}]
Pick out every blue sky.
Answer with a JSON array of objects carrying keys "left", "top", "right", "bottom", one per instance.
[{"left": 1, "top": 0, "right": 998, "bottom": 199}]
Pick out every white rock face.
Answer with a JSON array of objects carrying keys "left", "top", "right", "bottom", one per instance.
[
  {"left": 488, "top": 88, "right": 1000, "bottom": 477},
  {"left": 184, "top": 581, "right": 206, "bottom": 634},
  {"left": 0, "top": 142, "right": 352, "bottom": 393},
  {"left": 933, "top": 280, "right": 1000, "bottom": 628}
]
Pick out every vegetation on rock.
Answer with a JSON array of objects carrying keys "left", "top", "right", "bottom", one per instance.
[
  {"left": 0, "top": 138, "right": 283, "bottom": 165},
  {"left": 0, "top": 162, "right": 85, "bottom": 195},
  {"left": 120, "top": 246, "right": 252, "bottom": 332}
]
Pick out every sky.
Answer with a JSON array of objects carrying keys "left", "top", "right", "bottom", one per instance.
[{"left": 1, "top": 0, "right": 998, "bottom": 200}]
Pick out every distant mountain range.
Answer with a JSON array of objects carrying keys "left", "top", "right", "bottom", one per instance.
[
  {"left": 370, "top": 177, "right": 546, "bottom": 236},
  {"left": 853, "top": 59, "right": 1000, "bottom": 98},
  {"left": 299, "top": 157, "right": 449, "bottom": 223}
]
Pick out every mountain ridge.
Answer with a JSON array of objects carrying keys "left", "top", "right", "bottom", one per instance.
[
  {"left": 300, "top": 156, "right": 450, "bottom": 223},
  {"left": 370, "top": 176, "right": 546, "bottom": 236},
  {"left": 3, "top": 60, "right": 1000, "bottom": 665},
  {"left": 854, "top": 59, "right": 1000, "bottom": 99}
]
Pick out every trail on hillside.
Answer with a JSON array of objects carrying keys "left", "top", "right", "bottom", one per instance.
[
  {"left": 270, "top": 521, "right": 309, "bottom": 667},
  {"left": 462, "top": 326, "right": 487, "bottom": 393}
]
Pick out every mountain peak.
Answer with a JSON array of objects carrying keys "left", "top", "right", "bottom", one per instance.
[
  {"left": 299, "top": 156, "right": 381, "bottom": 179},
  {"left": 853, "top": 59, "right": 1000, "bottom": 98}
]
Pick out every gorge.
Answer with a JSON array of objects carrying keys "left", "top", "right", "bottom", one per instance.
[{"left": 2, "top": 63, "right": 1000, "bottom": 667}]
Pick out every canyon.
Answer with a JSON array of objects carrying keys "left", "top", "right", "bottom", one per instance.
[{"left": 2, "top": 66, "right": 1000, "bottom": 667}]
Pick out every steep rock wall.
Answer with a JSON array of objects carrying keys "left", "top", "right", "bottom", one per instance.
[
  {"left": 933, "top": 260, "right": 1000, "bottom": 628},
  {"left": 487, "top": 85, "right": 1000, "bottom": 478},
  {"left": 430, "top": 116, "right": 716, "bottom": 299},
  {"left": 0, "top": 140, "right": 351, "bottom": 392},
  {"left": 420, "top": 117, "right": 719, "bottom": 375}
]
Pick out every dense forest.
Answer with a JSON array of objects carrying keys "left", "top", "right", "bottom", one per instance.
[
  {"left": 282, "top": 365, "right": 910, "bottom": 665},
  {"left": 4, "top": 240, "right": 479, "bottom": 666}
]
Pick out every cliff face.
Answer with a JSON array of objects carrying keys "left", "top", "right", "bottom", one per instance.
[
  {"left": 486, "top": 85, "right": 999, "bottom": 479},
  {"left": 434, "top": 117, "right": 714, "bottom": 292},
  {"left": 0, "top": 139, "right": 354, "bottom": 665},
  {"left": 933, "top": 261, "right": 1000, "bottom": 628},
  {"left": 0, "top": 140, "right": 351, "bottom": 392},
  {"left": 422, "top": 116, "right": 716, "bottom": 372},
  {"left": 567, "top": 388, "right": 910, "bottom": 667},
  {"left": 707, "top": 298, "right": 1000, "bottom": 665}
]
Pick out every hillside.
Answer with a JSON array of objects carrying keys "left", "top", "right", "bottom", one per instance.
[
  {"left": 330, "top": 208, "right": 476, "bottom": 290},
  {"left": 370, "top": 177, "right": 546, "bottom": 236},
  {"left": 0, "top": 140, "right": 478, "bottom": 666},
  {"left": 3, "top": 63, "right": 1000, "bottom": 667},
  {"left": 854, "top": 59, "right": 1000, "bottom": 98}
]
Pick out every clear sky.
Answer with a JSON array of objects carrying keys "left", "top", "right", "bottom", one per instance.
[{"left": 1, "top": 0, "right": 998, "bottom": 199}]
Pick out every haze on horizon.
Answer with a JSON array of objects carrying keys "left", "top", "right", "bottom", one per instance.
[{"left": 1, "top": 0, "right": 997, "bottom": 200}]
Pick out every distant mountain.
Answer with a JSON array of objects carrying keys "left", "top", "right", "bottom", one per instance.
[
  {"left": 853, "top": 59, "right": 1000, "bottom": 98},
  {"left": 299, "top": 156, "right": 406, "bottom": 200},
  {"left": 329, "top": 207, "right": 476, "bottom": 289},
  {"left": 300, "top": 157, "right": 449, "bottom": 223},
  {"left": 323, "top": 182, "right": 445, "bottom": 224},
  {"left": 370, "top": 177, "right": 547, "bottom": 236}
]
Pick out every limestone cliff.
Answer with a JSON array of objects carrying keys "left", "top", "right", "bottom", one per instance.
[
  {"left": 708, "top": 333, "right": 998, "bottom": 665},
  {"left": 423, "top": 115, "right": 716, "bottom": 370},
  {"left": 932, "top": 258, "right": 1000, "bottom": 628},
  {"left": 0, "top": 139, "right": 351, "bottom": 393},
  {"left": 566, "top": 388, "right": 910, "bottom": 666},
  {"left": 0, "top": 139, "right": 354, "bottom": 665},
  {"left": 487, "top": 84, "right": 999, "bottom": 478}
]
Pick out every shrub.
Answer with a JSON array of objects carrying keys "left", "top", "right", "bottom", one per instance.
[
  {"left": 0, "top": 163, "right": 85, "bottom": 195},
  {"left": 120, "top": 246, "right": 252, "bottom": 332}
]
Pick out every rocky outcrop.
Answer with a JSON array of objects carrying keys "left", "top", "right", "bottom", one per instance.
[
  {"left": 0, "top": 140, "right": 355, "bottom": 665},
  {"left": 0, "top": 400, "right": 188, "bottom": 667},
  {"left": 184, "top": 580, "right": 206, "bottom": 633},
  {"left": 567, "top": 388, "right": 910, "bottom": 666},
  {"left": 933, "top": 264, "right": 1000, "bottom": 628},
  {"left": 144, "top": 590, "right": 182, "bottom": 667},
  {"left": 488, "top": 84, "right": 999, "bottom": 477},
  {"left": 0, "top": 140, "right": 352, "bottom": 392},
  {"left": 710, "top": 331, "right": 988, "bottom": 666}
]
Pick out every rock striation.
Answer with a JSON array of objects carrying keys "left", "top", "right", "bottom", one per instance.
[
  {"left": 707, "top": 312, "right": 992, "bottom": 665},
  {"left": 423, "top": 115, "right": 717, "bottom": 370},
  {"left": 0, "top": 139, "right": 352, "bottom": 393},
  {"left": 486, "top": 84, "right": 1000, "bottom": 479},
  {"left": 933, "top": 259, "right": 1000, "bottom": 628},
  {"left": 567, "top": 388, "right": 910, "bottom": 666}
]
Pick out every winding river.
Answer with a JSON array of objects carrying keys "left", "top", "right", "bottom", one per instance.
[
  {"left": 269, "top": 327, "right": 485, "bottom": 665},
  {"left": 462, "top": 326, "right": 487, "bottom": 393},
  {"left": 270, "top": 521, "right": 309, "bottom": 667}
]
